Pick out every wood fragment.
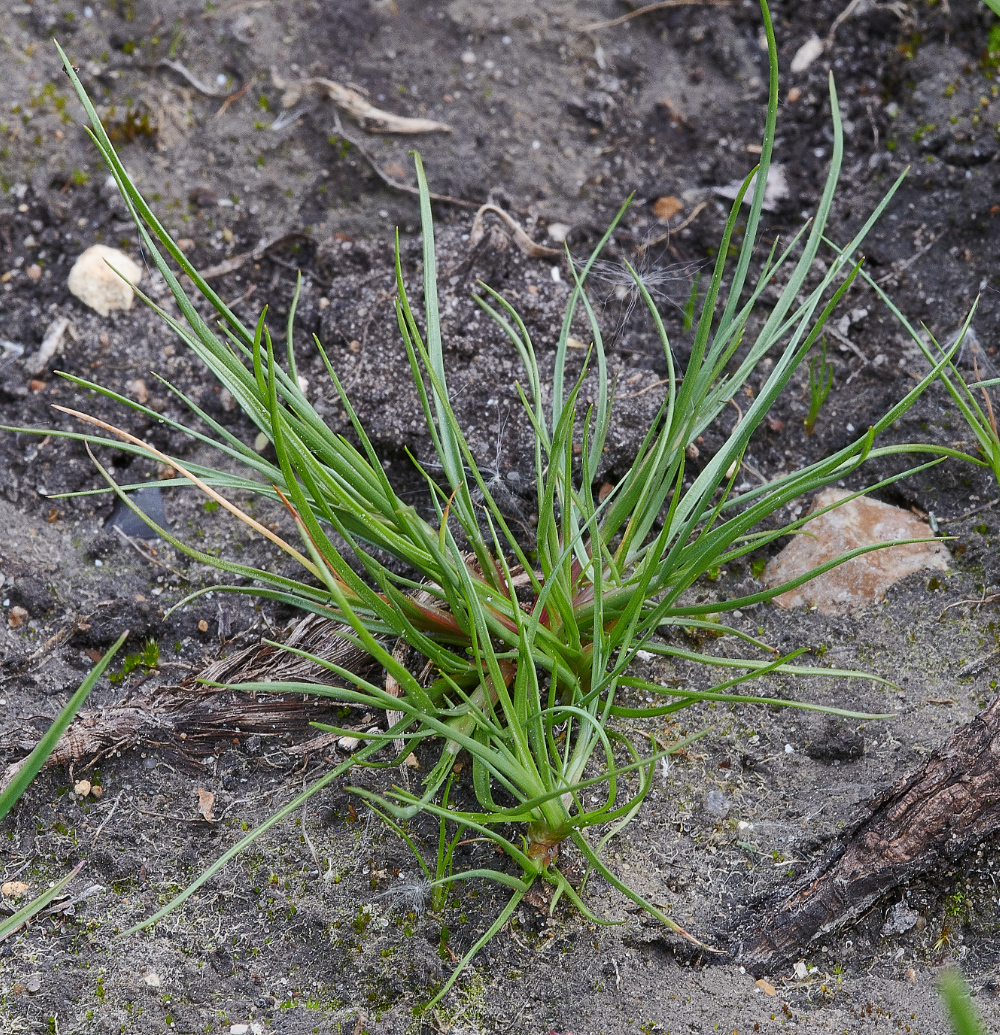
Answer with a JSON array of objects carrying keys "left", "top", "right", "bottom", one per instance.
[
  {"left": 0, "top": 615, "right": 379, "bottom": 794},
  {"left": 733, "top": 694, "right": 1000, "bottom": 971}
]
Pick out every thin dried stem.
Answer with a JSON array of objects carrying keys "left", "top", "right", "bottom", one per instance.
[{"left": 55, "top": 405, "right": 318, "bottom": 575}]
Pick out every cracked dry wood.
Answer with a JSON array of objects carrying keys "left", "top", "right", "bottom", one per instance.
[
  {"left": 734, "top": 693, "right": 1000, "bottom": 971},
  {"left": 0, "top": 615, "right": 378, "bottom": 793}
]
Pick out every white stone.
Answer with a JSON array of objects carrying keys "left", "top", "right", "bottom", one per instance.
[
  {"left": 715, "top": 164, "right": 789, "bottom": 213},
  {"left": 790, "top": 35, "right": 825, "bottom": 74},
  {"left": 67, "top": 245, "right": 143, "bottom": 317}
]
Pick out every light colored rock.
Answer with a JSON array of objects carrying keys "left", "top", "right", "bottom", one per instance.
[
  {"left": 881, "top": 900, "right": 920, "bottom": 937},
  {"left": 791, "top": 35, "right": 826, "bottom": 74},
  {"left": 764, "top": 489, "right": 949, "bottom": 615},
  {"left": 715, "top": 163, "right": 789, "bottom": 213},
  {"left": 67, "top": 245, "right": 143, "bottom": 317}
]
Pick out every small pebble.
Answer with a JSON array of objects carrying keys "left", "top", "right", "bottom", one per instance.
[{"left": 67, "top": 245, "right": 142, "bottom": 317}]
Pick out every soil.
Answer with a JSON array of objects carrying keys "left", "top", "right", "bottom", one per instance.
[{"left": 2, "top": 0, "right": 1000, "bottom": 1032}]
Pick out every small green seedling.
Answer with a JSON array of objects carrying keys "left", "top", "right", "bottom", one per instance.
[
  {"left": 108, "top": 638, "right": 159, "bottom": 683},
  {"left": 804, "top": 335, "right": 834, "bottom": 435}
]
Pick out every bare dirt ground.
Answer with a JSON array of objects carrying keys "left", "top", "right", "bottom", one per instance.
[{"left": 2, "top": 1, "right": 1000, "bottom": 1032}]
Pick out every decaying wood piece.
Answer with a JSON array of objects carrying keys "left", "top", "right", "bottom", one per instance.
[
  {"left": 0, "top": 615, "right": 380, "bottom": 793},
  {"left": 733, "top": 694, "right": 1000, "bottom": 971}
]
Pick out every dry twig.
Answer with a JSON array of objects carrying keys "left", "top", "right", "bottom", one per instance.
[
  {"left": 639, "top": 199, "right": 710, "bottom": 250},
  {"left": 582, "top": 0, "right": 733, "bottom": 32},
  {"left": 326, "top": 113, "right": 477, "bottom": 208},
  {"left": 469, "top": 205, "right": 561, "bottom": 259},
  {"left": 156, "top": 59, "right": 240, "bottom": 100},
  {"left": 273, "top": 69, "right": 451, "bottom": 135}
]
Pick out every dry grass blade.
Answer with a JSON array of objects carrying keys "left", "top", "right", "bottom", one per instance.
[{"left": 52, "top": 406, "right": 316, "bottom": 573}]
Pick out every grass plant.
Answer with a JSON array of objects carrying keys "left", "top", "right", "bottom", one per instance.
[
  {"left": 0, "top": 633, "right": 126, "bottom": 942},
  {"left": 13, "top": 1, "right": 986, "bottom": 1003}
]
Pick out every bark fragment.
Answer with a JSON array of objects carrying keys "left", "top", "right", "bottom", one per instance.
[
  {"left": 734, "top": 695, "right": 1000, "bottom": 971},
  {"left": 1, "top": 615, "right": 379, "bottom": 792}
]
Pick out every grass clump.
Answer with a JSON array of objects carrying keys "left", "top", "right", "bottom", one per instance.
[{"left": 19, "top": 0, "right": 984, "bottom": 1003}]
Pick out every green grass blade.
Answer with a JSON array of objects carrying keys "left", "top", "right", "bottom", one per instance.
[
  {"left": 0, "top": 863, "right": 85, "bottom": 943},
  {"left": 0, "top": 633, "right": 126, "bottom": 822},
  {"left": 939, "top": 970, "right": 986, "bottom": 1035}
]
